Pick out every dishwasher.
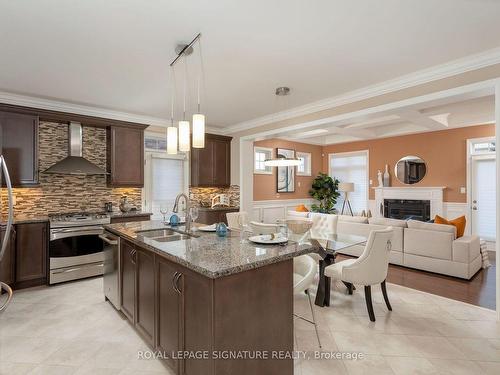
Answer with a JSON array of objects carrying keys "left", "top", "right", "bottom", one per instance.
[{"left": 100, "top": 231, "right": 120, "bottom": 310}]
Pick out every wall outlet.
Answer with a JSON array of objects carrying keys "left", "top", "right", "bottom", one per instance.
[
  {"left": 369, "top": 179, "right": 373, "bottom": 186},
  {"left": 460, "top": 187, "right": 466, "bottom": 194},
  {"left": 298, "top": 181, "right": 301, "bottom": 188}
]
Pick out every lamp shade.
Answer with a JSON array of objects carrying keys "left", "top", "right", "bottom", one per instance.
[
  {"left": 192, "top": 113, "right": 205, "bottom": 148},
  {"left": 178, "top": 120, "right": 190, "bottom": 152},
  {"left": 167, "top": 126, "right": 178, "bottom": 155},
  {"left": 338, "top": 182, "right": 354, "bottom": 192}
]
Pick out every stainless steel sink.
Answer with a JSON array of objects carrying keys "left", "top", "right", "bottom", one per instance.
[
  {"left": 136, "top": 228, "right": 196, "bottom": 242},
  {"left": 136, "top": 229, "right": 176, "bottom": 238},
  {"left": 153, "top": 234, "right": 192, "bottom": 242}
]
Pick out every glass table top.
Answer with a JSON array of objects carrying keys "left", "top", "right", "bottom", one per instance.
[{"left": 288, "top": 229, "right": 367, "bottom": 253}]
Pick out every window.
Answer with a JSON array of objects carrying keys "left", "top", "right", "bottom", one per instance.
[
  {"left": 329, "top": 151, "right": 368, "bottom": 215},
  {"left": 297, "top": 152, "right": 311, "bottom": 176},
  {"left": 254, "top": 146, "right": 273, "bottom": 174},
  {"left": 471, "top": 140, "right": 495, "bottom": 155},
  {"left": 144, "top": 154, "right": 187, "bottom": 220}
]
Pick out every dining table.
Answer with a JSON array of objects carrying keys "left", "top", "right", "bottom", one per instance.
[{"left": 288, "top": 229, "right": 367, "bottom": 307}]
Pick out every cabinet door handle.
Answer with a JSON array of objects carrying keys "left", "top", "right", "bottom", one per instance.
[
  {"left": 130, "top": 249, "right": 136, "bottom": 265},
  {"left": 172, "top": 272, "right": 182, "bottom": 294}
]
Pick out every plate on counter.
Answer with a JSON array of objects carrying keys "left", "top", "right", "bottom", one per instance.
[
  {"left": 198, "top": 224, "right": 217, "bottom": 232},
  {"left": 248, "top": 234, "right": 288, "bottom": 245}
]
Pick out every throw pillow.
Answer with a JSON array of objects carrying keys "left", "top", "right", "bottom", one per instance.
[
  {"left": 434, "top": 215, "right": 466, "bottom": 238},
  {"left": 295, "top": 204, "right": 309, "bottom": 212}
]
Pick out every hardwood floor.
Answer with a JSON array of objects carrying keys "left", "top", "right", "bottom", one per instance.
[{"left": 337, "top": 253, "right": 496, "bottom": 310}]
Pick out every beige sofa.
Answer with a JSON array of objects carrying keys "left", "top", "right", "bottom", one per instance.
[{"left": 287, "top": 211, "right": 481, "bottom": 279}]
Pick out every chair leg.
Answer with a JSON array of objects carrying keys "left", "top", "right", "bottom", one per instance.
[
  {"left": 342, "top": 281, "right": 354, "bottom": 295},
  {"left": 306, "top": 290, "right": 322, "bottom": 348},
  {"left": 381, "top": 280, "right": 392, "bottom": 311},
  {"left": 364, "top": 285, "right": 376, "bottom": 322}
]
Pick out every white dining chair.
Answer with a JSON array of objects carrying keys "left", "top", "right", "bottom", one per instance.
[
  {"left": 293, "top": 254, "right": 321, "bottom": 348},
  {"left": 249, "top": 221, "right": 279, "bottom": 235},
  {"left": 324, "top": 227, "right": 394, "bottom": 322},
  {"left": 308, "top": 213, "right": 338, "bottom": 262},
  {"left": 226, "top": 212, "right": 248, "bottom": 230}
]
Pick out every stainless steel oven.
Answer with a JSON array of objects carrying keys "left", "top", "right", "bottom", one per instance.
[{"left": 49, "top": 212, "right": 110, "bottom": 284}]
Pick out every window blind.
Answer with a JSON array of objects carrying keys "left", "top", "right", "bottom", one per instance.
[
  {"left": 330, "top": 152, "right": 368, "bottom": 215},
  {"left": 151, "top": 157, "right": 184, "bottom": 219}
]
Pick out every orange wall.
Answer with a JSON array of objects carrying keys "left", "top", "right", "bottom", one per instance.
[
  {"left": 322, "top": 124, "right": 495, "bottom": 202},
  {"left": 253, "top": 139, "right": 323, "bottom": 201}
]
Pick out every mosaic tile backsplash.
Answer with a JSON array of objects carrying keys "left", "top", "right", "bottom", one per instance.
[
  {"left": 189, "top": 186, "right": 240, "bottom": 208},
  {"left": 1, "top": 121, "right": 142, "bottom": 216}
]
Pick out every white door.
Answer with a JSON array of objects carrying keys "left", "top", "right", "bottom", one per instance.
[{"left": 471, "top": 155, "right": 496, "bottom": 241}]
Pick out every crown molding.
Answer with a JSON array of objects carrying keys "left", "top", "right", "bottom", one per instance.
[
  {"left": 224, "top": 46, "right": 500, "bottom": 134},
  {"left": 0, "top": 91, "right": 170, "bottom": 127}
]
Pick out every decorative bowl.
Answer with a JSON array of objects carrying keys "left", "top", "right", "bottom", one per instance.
[{"left": 286, "top": 220, "right": 313, "bottom": 234}]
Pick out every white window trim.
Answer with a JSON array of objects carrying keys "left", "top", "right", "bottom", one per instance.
[
  {"left": 296, "top": 151, "right": 312, "bottom": 176},
  {"left": 254, "top": 146, "right": 273, "bottom": 175},
  {"left": 142, "top": 151, "right": 189, "bottom": 212},
  {"left": 328, "top": 150, "right": 370, "bottom": 213}
]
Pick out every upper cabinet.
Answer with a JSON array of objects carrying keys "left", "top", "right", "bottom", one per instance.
[
  {"left": 107, "top": 126, "right": 144, "bottom": 187},
  {"left": 191, "top": 133, "right": 232, "bottom": 187},
  {"left": 0, "top": 111, "right": 39, "bottom": 187}
]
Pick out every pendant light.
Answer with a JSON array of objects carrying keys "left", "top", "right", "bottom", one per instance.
[
  {"left": 178, "top": 56, "right": 190, "bottom": 152},
  {"left": 167, "top": 66, "right": 178, "bottom": 154},
  {"left": 192, "top": 38, "right": 205, "bottom": 148},
  {"left": 263, "top": 87, "right": 301, "bottom": 167}
]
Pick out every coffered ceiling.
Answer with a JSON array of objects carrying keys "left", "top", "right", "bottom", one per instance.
[{"left": 1, "top": 0, "right": 500, "bottom": 129}]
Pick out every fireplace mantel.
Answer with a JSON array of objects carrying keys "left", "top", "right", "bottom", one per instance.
[{"left": 372, "top": 186, "right": 446, "bottom": 218}]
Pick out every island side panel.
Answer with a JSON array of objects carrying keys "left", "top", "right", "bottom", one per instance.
[{"left": 213, "top": 259, "right": 294, "bottom": 375}]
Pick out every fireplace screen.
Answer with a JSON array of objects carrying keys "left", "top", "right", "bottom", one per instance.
[{"left": 384, "top": 199, "right": 430, "bottom": 221}]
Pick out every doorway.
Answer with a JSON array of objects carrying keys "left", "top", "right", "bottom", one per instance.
[{"left": 469, "top": 138, "right": 496, "bottom": 247}]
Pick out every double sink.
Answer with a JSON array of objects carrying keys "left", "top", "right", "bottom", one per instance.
[{"left": 136, "top": 228, "right": 197, "bottom": 243}]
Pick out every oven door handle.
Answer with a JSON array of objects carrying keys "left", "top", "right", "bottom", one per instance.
[
  {"left": 99, "top": 234, "right": 118, "bottom": 245},
  {"left": 50, "top": 227, "right": 104, "bottom": 240}
]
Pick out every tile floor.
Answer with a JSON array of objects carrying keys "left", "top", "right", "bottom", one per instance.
[{"left": 0, "top": 277, "right": 499, "bottom": 375}]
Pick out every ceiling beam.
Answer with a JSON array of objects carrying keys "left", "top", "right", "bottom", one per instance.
[{"left": 395, "top": 109, "right": 448, "bottom": 130}]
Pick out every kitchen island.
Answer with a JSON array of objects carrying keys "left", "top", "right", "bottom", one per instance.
[{"left": 104, "top": 220, "right": 319, "bottom": 375}]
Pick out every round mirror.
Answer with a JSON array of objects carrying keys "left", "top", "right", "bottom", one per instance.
[{"left": 395, "top": 155, "right": 427, "bottom": 184}]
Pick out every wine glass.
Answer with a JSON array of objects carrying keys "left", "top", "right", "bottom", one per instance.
[
  {"left": 238, "top": 215, "right": 250, "bottom": 243},
  {"left": 159, "top": 203, "right": 169, "bottom": 224},
  {"left": 190, "top": 207, "right": 199, "bottom": 229}
]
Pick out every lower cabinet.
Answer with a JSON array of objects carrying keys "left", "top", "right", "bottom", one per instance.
[
  {"left": 0, "top": 222, "right": 47, "bottom": 289},
  {"left": 198, "top": 208, "right": 240, "bottom": 225},
  {"left": 120, "top": 240, "right": 136, "bottom": 323},
  {"left": 157, "top": 256, "right": 184, "bottom": 373},
  {"left": 0, "top": 226, "right": 16, "bottom": 286},
  {"left": 136, "top": 248, "right": 155, "bottom": 346}
]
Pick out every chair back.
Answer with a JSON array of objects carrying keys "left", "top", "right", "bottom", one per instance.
[
  {"left": 250, "top": 221, "right": 279, "bottom": 235},
  {"left": 310, "top": 213, "right": 338, "bottom": 234},
  {"left": 226, "top": 212, "right": 248, "bottom": 230},
  {"left": 293, "top": 254, "right": 317, "bottom": 294},
  {"left": 342, "top": 227, "right": 393, "bottom": 285}
]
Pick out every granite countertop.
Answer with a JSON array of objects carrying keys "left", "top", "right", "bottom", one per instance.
[
  {"left": 105, "top": 220, "right": 318, "bottom": 279},
  {"left": 0, "top": 214, "right": 49, "bottom": 225},
  {"left": 108, "top": 210, "right": 152, "bottom": 218},
  {"left": 197, "top": 206, "right": 240, "bottom": 211}
]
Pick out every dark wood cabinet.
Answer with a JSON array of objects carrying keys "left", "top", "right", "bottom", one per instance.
[
  {"left": 0, "top": 226, "right": 16, "bottom": 286},
  {"left": 15, "top": 223, "right": 47, "bottom": 285},
  {"left": 197, "top": 208, "right": 239, "bottom": 225},
  {"left": 136, "top": 247, "right": 155, "bottom": 346},
  {"left": 110, "top": 214, "right": 151, "bottom": 224},
  {"left": 107, "top": 126, "right": 144, "bottom": 187},
  {"left": 120, "top": 240, "right": 136, "bottom": 323},
  {"left": 191, "top": 134, "right": 232, "bottom": 187},
  {"left": 157, "top": 256, "right": 184, "bottom": 373},
  {"left": 0, "top": 111, "right": 39, "bottom": 187}
]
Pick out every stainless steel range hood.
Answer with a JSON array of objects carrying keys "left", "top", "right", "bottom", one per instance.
[{"left": 43, "top": 122, "right": 108, "bottom": 175}]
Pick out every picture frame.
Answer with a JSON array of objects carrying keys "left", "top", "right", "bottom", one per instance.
[{"left": 276, "top": 148, "right": 295, "bottom": 193}]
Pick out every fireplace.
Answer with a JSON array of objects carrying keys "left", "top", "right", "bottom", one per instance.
[{"left": 384, "top": 199, "right": 431, "bottom": 221}]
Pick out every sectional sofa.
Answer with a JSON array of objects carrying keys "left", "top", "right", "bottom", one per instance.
[{"left": 288, "top": 211, "right": 481, "bottom": 279}]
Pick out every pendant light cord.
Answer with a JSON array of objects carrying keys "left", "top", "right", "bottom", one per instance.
[
  {"left": 183, "top": 55, "right": 188, "bottom": 121},
  {"left": 197, "top": 38, "right": 205, "bottom": 113},
  {"left": 170, "top": 66, "right": 176, "bottom": 126}
]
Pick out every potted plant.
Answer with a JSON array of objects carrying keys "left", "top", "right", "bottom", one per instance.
[{"left": 309, "top": 173, "right": 340, "bottom": 213}]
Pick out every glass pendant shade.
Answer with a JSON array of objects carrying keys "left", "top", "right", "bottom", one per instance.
[
  {"left": 192, "top": 113, "right": 205, "bottom": 148},
  {"left": 178, "top": 120, "right": 190, "bottom": 152},
  {"left": 167, "top": 126, "right": 178, "bottom": 154}
]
